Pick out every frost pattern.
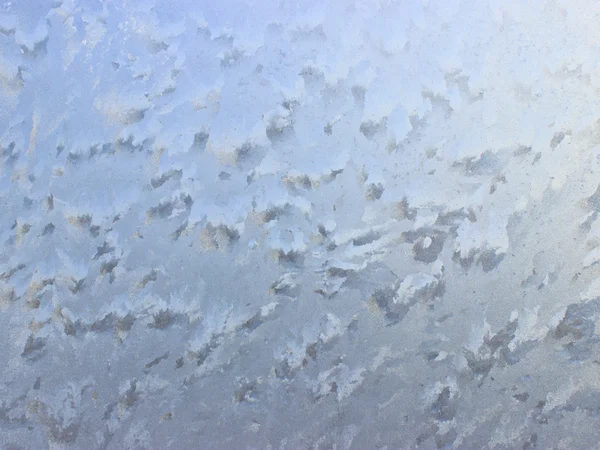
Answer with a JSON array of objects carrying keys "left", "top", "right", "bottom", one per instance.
[{"left": 2, "top": 0, "right": 600, "bottom": 448}]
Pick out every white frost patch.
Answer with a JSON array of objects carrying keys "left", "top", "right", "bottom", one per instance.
[
  {"left": 318, "top": 313, "right": 342, "bottom": 344},
  {"left": 94, "top": 92, "right": 151, "bottom": 125}
]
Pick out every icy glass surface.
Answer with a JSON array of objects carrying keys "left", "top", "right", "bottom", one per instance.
[{"left": 2, "top": 0, "right": 600, "bottom": 448}]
